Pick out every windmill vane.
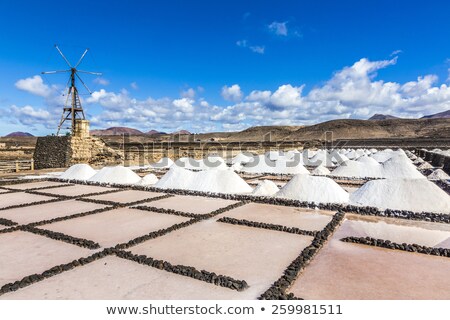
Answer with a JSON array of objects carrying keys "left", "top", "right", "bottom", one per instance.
[{"left": 42, "top": 45, "right": 102, "bottom": 135}]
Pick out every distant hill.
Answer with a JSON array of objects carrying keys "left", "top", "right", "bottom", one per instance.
[
  {"left": 421, "top": 109, "right": 450, "bottom": 119},
  {"left": 287, "top": 118, "right": 450, "bottom": 140},
  {"left": 5, "top": 132, "right": 34, "bottom": 137},
  {"left": 172, "top": 130, "right": 192, "bottom": 135},
  {"left": 90, "top": 127, "right": 145, "bottom": 136},
  {"left": 147, "top": 130, "right": 167, "bottom": 135},
  {"left": 368, "top": 114, "right": 400, "bottom": 120}
]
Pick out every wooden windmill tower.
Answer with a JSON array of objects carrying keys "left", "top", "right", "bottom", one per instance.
[{"left": 42, "top": 45, "right": 101, "bottom": 135}]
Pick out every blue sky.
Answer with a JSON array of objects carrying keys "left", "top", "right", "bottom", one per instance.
[{"left": 0, "top": 0, "right": 449, "bottom": 135}]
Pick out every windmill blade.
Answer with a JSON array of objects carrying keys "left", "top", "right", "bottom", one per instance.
[
  {"left": 75, "top": 73, "right": 92, "bottom": 94},
  {"left": 54, "top": 44, "right": 72, "bottom": 67},
  {"left": 77, "top": 70, "right": 102, "bottom": 76},
  {"left": 74, "top": 48, "right": 89, "bottom": 68},
  {"left": 41, "top": 70, "right": 70, "bottom": 74}
]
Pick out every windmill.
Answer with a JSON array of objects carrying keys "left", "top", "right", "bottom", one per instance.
[{"left": 42, "top": 44, "right": 102, "bottom": 135}]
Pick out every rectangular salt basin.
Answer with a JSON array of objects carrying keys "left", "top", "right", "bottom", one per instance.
[
  {"left": 334, "top": 218, "right": 450, "bottom": 249},
  {"left": 0, "top": 200, "right": 108, "bottom": 225},
  {"left": 131, "top": 220, "right": 313, "bottom": 299},
  {"left": 39, "top": 208, "right": 190, "bottom": 248},
  {"left": 0, "top": 192, "right": 55, "bottom": 209},
  {"left": 0, "top": 231, "right": 91, "bottom": 286},
  {"left": 36, "top": 184, "right": 117, "bottom": 197},
  {"left": 142, "top": 195, "right": 237, "bottom": 215},
  {"left": 83, "top": 190, "right": 166, "bottom": 204},
  {"left": 0, "top": 256, "right": 252, "bottom": 300},
  {"left": 217, "top": 203, "right": 333, "bottom": 231},
  {"left": 287, "top": 237, "right": 450, "bottom": 299},
  {"left": 5, "top": 181, "right": 69, "bottom": 190}
]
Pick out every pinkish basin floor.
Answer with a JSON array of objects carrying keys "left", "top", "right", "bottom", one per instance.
[
  {"left": 0, "top": 256, "right": 252, "bottom": 300},
  {"left": 0, "top": 200, "right": 108, "bottom": 225},
  {"left": 5, "top": 181, "right": 68, "bottom": 190},
  {"left": 287, "top": 236, "right": 450, "bottom": 299},
  {"left": 38, "top": 184, "right": 117, "bottom": 197},
  {"left": 216, "top": 203, "right": 333, "bottom": 231},
  {"left": 84, "top": 190, "right": 165, "bottom": 203},
  {"left": 0, "top": 231, "right": 91, "bottom": 286},
  {"left": 39, "top": 208, "right": 190, "bottom": 247},
  {"left": 142, "top": 195, "right": 237, "bottom": 215},
  {"left": 0, "top": 192, "right": 55, "bottom": 209},
  {"left": 131, "top": 220, "right": 312, "bottom": 298}
]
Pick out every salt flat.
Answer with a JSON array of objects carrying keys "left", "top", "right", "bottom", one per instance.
[
  {"left": 287, "top": 236, "right": 450, "bottom": 299},
  {"left": 144, "top": 195, "right": 237, "bottom": 215},
  {"left": 217, "top": 203, "right": 333, "bottom": 231},
  {"left": 0, "top": 199, "right": 108, "bottom": 225},
  {"left": 0, "top": 192, "right": 55, "bottom": 209},
  {"left": 131, "top": 220, "right": 312, "bottom": 299},
  {"left": 37, "top": 184, "right": 116, "bottom": 197},
  {"left": 0, "top": 256, "right": 251, "bottom": 300},
  {"left": 0, "top": 231, "right": 91, "bottom": 286},
  {"left": 84, "top": 190, "right": 166, "bottom": 203},
  {"left": 39, "top": 207, "right": 190, "bottom": 247},
  {"left": 5, "top": 181, "right": 67, "bottom": 190}
]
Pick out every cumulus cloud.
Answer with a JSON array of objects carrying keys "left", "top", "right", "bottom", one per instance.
[
  {"left": 268, "top": 21, "right": 288, "bottom": 36},
  {"left": 221, "top": 84, "right": 243, "bottom": 102},
  {"left": 181, "top": 87, "right": 196, "bottom": 99},
  {"left": 15, "top": 75, "right": 52, "bottom": 97},
  {"left": 130, "top": 82, "right": 138, "bottom": 90}
]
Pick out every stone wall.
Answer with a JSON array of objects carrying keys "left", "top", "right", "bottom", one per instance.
[{"left": 33, "top": 136, "right": 71, "bottom": 169}]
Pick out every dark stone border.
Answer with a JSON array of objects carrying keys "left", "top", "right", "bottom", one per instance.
[
  {"left": 341, "top": 236, "right": 450, "bottom": 258},
  {"left": 114, "top": 250, "right": 248, "bottom": 291},
  {"left": 1, "top": 183, "right": 74, "bottom": 192},
  {"left": 26, "top": 187, "right": 124, "bottom": 200},
  {"left": 26, "top": 206, "right": 117, "bottom": 228},
  {"left": 132, "top": 205, "right": 199, "bottom": 218},
  {"left": 0, "top": 218, "right": 18, "bottom": 227},
  {"left": 217, "top": 217, "right": 318, "bottom": 237},
  {"left": 0, "top": 198, "right": 63, "bottom": 212},
  {"left": 0, "top": 226, "right": 21, "bottom": 234},
  {"left": 258, "top": 212, "right": 345, "bottom": 300},
  {"left": 0, "top": 248, "right": 115, "bottom": 296},
  {"left": 76, "top": 193, "right": 174, "bottom": 207},
  {"left": 20, "top": 225, "right": 101, "bottom": 249}
]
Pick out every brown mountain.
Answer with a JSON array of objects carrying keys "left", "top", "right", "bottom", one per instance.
[
  {"left": 147, "top": 130, "right": 166, "bottom": 135},
  {"left": 421, "top": 109, "right": 450, "bottom": 119},
  {"left": 287, "top": 118, "right": 450, "bottom": 140},
  {"left": 5, "top": 132, "right": 34, "bottom": 137},
  {"left": 172, "top": 130, "right": 191, "bottom": 135},
  {"left": 90, "top": 127, "right": 145, "bottom": 136},
  {"left": 368, "top": 114, "right": 400, "bottom": 120}
]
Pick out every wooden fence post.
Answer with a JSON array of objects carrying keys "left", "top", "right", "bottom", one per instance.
[{"left": 15, "top": 160, "right": 19, "bottom": 172}]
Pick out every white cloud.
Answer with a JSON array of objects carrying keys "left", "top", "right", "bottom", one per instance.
[
  {"left": 93, "top": 77, "right": 110, "bottom": 86},
  {"left": 181, "top": 87, "right": 196, "bottom": 99},
  {"left": 236, "top": 40, "right": 265, "bottom": 54},
  {"left": 130, "top": 82, "right": 139, "bottom": 90},
  {"left": 221, "top": 84, "right": 243, "bottom": 102},
  {"left": 268, "top": 21, "right": 288, "bottom": 36},
  {"left": 15, "top": 75, "right": 52, "bottom": 97},
  {"left": 391, "top": 49, "right": 403, "bottom": 56},
  {"left": 173, "top": 98, "right": 194, "bottom": 113}
]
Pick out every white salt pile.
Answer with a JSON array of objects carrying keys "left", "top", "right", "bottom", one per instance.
[
  {"left": 135, "top": 173, "right": 159, "bottom": 186},
  {"left": 350, "top": 178, "right": 450, "bottom": 213},
  {"left": 59, "top": 164, "right": 97, "bottom": 181},
  {"left": 232, "top": 152, "right": 253, "bottom": 165},
  {"left": 174, "top": 156, "right": 227, "bottom": 170},
  {"left": 276, "top": 174, "right": 349, "bottom": 204},
  {"left": 88, "top": 166, "right": 142, "bottom": 185},
  {"left": 155, "top": 167, "right": 252, "bottom": 194},
  {"left": 330, "top": 160, "right": 383, "bottom": 178},
  {"left": 428, "top": 169, "right": 450, "bottom": 180},
  {"left": 251, "top": 180, "right": 280, "bottom": 196},
  {"left": 311, "top": 165, "right": 331, "bottom": 176},
  {"left": 356, "top": 155, "right": 380, "bottom": 166},
  {"left": 417, "top": 162, "right": 434, "bottom": 170},
  {"left": 369, "top": 149, "right": 400, "bottom": 163},
  {"left": 150, "top": 157, "right": 174, "bottom": 169},
  {"left": 382, "top": 155, "right": 424, "bottom": 179},
  {"left": 240, "top": 154, "right": 309, "bottom": 175}
]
